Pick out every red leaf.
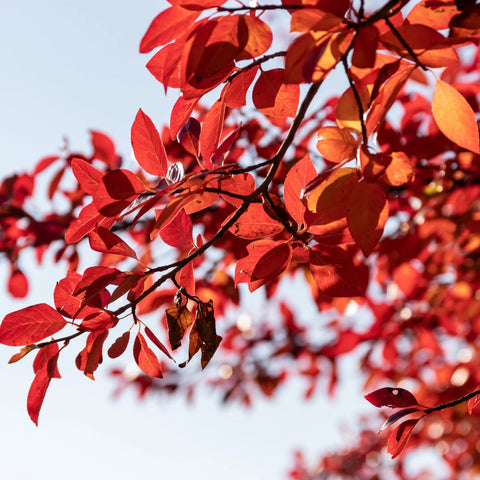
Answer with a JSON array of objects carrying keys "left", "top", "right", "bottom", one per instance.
[
  {"left": 54, "top": 270, "right": 104, "bottom": 319},
  {"left": 107, "top": 331, "right": 130, "bottom": 359},
  {"left": 131, "top": 109, "right": 168, "bottom": 176},
  {"left": 65, "top": 203, "right": 115, "bottom": 245},
  {"left": 309, "top": 246, "right": 368, "bottom": 297},
  {"left": 33, "top": 343, "right": 61, "bottom": 378},
  {"left": 284, "top": 155, "right": 317, "bottom": 227},
  {"left": 76, "top": 330, "right": 109, "bottom": 379},
  {"left": 139, "top": 6, "right": 200, "bottom": 53},
  {"left": 235, "top": 240, "right": 291, "bottom": 292},
  {"left": 224, "top": 66, "right": 259, "bottom": 108},
  {"left": 365, "top": 387, "right": 419, "bottom": 408},
  {"left": 8, "top": 269, "right": 29, "bottom": 298},
  {"left": 90, "top": 130, "right": 118, "bottom": 167},
  {"left": 80, "top": 311, "right": 118, "bottom": 332},
  {"left": 158, "top": 210, "right": 193, "bottom": 248},
  {"left": 88, "top": 226, "right": 138, "bottom": 259},
  {"left": 93, "top": 169, "right": 146, "bottom": 217},
  {"left": 0, "top": 304, "right": 67, "bottom": 346},
  {"left": 27, "top": 353, "right": 59, "bottom": 426},
  {"left": 170, "top": 96, "right": 199, "bottom": 139},
  {"left": 133, "top": 332, "right": 163, "bottom": 378},
  {"left": 33, "top": 155, "right": 60, "bottom": 175},
  {"left": 252, "top": 69, "right": 300, "bottom": 117},
  {"left": 199, "top": 96, "right": 226, "bottom": 168},
  {"left": 432, "top": 79, "right": 480, "bottom": 154},
  {"left": 217, "top": 172, "right": 256, "bottom": 208},
  {"left": 228, "top": 203, "right": 284, "bottom": 239},
  {"left": 387, "top": 419, "right": 419, "bottom": 459},
  {"left": 347, "top": 181, "right": 388, "bottom": 256},
  {"left": 71, "top": 158, "right": 105, "bottom": 195},
  {"left": 145, "top": 326, "right": 174, "bottom": 361}
]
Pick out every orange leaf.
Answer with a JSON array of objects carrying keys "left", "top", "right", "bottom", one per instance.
[
  {"left": 432, "top": 79, "right": 480, "bottom": 154},
  {"left": 316, "top": 126, "right": 358, "bottom": 164},
  {"left": 252, "top": 69, "right": 300, "bottom": 118},
  {"left": 347, "top": 181, "right": 388, "bottom": 256},
  {"left": 284, "top": 155, "right": 317, "bottom": 227}
]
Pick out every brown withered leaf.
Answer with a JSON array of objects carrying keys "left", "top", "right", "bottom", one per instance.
[
  {"left": 166, "top": 305, "right": 192, "bottom": 350},
  {"left": 179, "top": 300, "right": 222, "bottom": 369},
  {"left": 196, "top": 300, "right": 217, "bottom": 346},
  {"left": 200, "top": 335, "right": 222, "bottom": 370}
]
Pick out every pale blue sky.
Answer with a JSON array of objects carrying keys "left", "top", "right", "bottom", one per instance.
[{"left": 0, "top": 2, "right": 370, "bottom": 479}]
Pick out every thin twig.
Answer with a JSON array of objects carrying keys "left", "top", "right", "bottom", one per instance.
[
  {"left": 424, "top": 388, "right": 480, "bottom": 414},
  {"left": 342, "top": 57, "right": 368, "bottom": 142},
  {"left": 385, "top": 17, "right": 428, "bottom": 71}
]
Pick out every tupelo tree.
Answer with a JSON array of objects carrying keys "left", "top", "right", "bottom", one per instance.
[{"left": 2, "top": 0, "right": 480, "bottom": 477}]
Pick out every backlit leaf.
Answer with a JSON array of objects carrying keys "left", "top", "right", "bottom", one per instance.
[
  {"left": 347, "top": 181, "right": 388, "bottom": 256},
  {"left": 387, "top": 419, "right": 419, "bottom": 459},
  {"left": 432, "top": 79, "right": 480, "bottom": 154},
  {"left": 0, "top": 304, "right": 67, "bottom": 346},
  {"left": 228, "top": 203, "right": 284, "bottom": 239},
  {"left": 131, "top": 109, "right": 168, "bottom": 177},
  {"left": 133, "top": 332, "right": 163, "bottom": 378},
  {"left": 107, "top": 331, "right": 130, "bottom": 359},
  {"left": 88, "top": 227, "right": 138, "bottom": 259},
  {"left": 252, "top": 69, "right": 300, "bottom": 118}
]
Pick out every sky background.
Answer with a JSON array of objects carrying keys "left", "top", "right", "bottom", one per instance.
[{"left": 0, "top": 2, "right": 373, "bottom": 479}]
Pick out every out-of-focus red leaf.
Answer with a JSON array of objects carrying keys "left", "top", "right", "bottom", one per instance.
[
  {"left": 90, "top": 130, "right": 118, "bottom": 167},
  {"left": 33, "top": 155, "right": 60, "bottom": 175},
  {"left": 365, "top": 387, "right": 420, "bottom": 408},
  {"left": 133, "top": 332, "right": 163, "bottom": 378},
  {"left": 387, "top": 419, "right": 419, "bottom": 459},
  {"left": 0, "top": 304, "right": 66, "bottom": 346},
  {"left": 309, "top": 245, "right": 368, "bottom": 297},
  {"left": 8, "top": 269, "right": 29, "bottom": 298},
  {"left": 131, "top": 109, "right": 168, "bottom": 177}
]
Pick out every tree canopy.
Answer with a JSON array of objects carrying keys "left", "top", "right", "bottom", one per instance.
[{"left": 2, "top": 0, "right": 480, "bottom": 477}]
